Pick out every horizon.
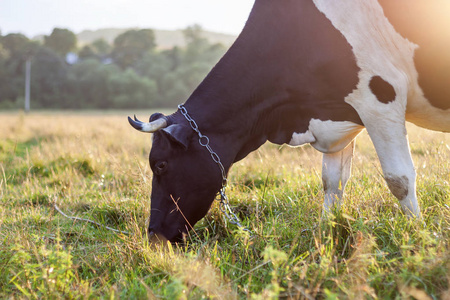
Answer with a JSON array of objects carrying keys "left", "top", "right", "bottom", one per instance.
[
  {"left": 1, "top": 0, "right": 254, "bottom": 39},
  {"left": 20, "top": 26, "right": 239, "bottom": 41}
]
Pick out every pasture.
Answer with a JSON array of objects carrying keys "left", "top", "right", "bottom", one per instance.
[{"left": 0, "top": 111, "right": 449, "bottom": 299}]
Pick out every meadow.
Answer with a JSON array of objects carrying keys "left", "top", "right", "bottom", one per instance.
[{"left": 0, "top": 111, "right": 449, "bottom": 299}]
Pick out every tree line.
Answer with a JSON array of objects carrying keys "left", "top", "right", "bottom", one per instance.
[{"left": 0, "top": 26, "right": 228, "bottom": 110}]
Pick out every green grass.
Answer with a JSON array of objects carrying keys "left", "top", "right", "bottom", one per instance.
[{"left": 1, "top": 111, "right": 449, "bottom": 299}]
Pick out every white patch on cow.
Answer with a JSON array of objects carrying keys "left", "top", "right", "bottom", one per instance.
[
  {"left": 313, "top": 0, "right": 449, "bottom": 133},
  {"left": 289, "top": 130, "right": 316, "bottom": 147},
  {"left": 313, "top": 0, "right": 422, "bottom": 217},
  {"left": 309, "top": 119, "right": 364, "bottom": 153},
  {"left": 289, "top": 119, "right": 364, "bottom": 153},
  {"left": 312, "top": 0, "right": 416, "bottom": 111}
]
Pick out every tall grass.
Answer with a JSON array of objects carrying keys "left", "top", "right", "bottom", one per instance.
[{"left": 0, "top": 111, "right": 449, "bottom": 299}]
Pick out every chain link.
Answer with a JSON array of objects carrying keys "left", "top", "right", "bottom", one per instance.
[{"left": 178, "top": 104, "right": 249, "bottom": 232}]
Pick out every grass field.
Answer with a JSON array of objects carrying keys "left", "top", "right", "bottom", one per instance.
[{"left": 0, "top": 111, "right": 449, "bottom": 299}]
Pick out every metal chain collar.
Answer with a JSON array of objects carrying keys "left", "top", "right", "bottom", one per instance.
[{"left": 178, "top": 104, "right": 249, "bottom": 232}]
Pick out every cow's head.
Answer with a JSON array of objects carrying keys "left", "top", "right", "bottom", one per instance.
[{"left": 128, "top": 112, "right": 223, "bottom": 244}]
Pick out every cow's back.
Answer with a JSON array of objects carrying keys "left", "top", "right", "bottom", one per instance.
[
  {"left": 379, "top": 0, "right": 450, "bottom": 111},
  {"left": 378, "top": 0, "right": 450, "bottom": 132}
]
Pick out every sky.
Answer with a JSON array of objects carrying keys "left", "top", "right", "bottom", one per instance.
[{"left": 0, "top": 0, "right": 255, "bottom": 38}]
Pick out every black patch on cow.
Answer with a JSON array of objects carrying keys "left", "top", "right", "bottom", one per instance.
[
  {"left": 369, "top": 76, "right": 396, "bottom": 104},
  {"left": 186, "top": 0, "right": 362, "bottom": 162},
  {"left": 379, "top": 0, "right": 450, "bottom": 110}
]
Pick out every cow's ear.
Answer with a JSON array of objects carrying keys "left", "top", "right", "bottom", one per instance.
[{"left": 161, "top": 124, "right": 193, "bottom": 149}]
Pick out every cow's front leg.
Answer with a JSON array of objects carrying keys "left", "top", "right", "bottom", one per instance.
[
  {"left": 365, "top": 121, "right": 420, "bottom": 218},
  {"left": 346, "top": 72, "right": 421, "bottom": 218},
  {"left": 322, "top": 140, "right": 355, "bottom": 215}
]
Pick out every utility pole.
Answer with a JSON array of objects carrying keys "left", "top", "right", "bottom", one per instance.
[{"left": 25, "top": 58, "right": 31, "bottom": 113}]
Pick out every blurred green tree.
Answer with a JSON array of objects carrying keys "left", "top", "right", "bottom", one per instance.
[
  {"left": 1, "top": 33, "right": 30, "bottom": 56},
  {"left": 67, "top": 59, "right": 114, "bottom": 108},
  {"left": 112, "top": 29, "right": 156, "bottom": 69},
  {"left": 78, "top": 45, "right": 97, "bottom": 61},
  {"left": 109, "top": 69, "right": 158, "bottom": 108},
  {"left": 91, "top": 38, "right": 111, "bottom": 57},
  {"left": 0, "top": 34, "right": 40, "bottom": 109},
  {"left": 44, "top": 28, "right": 77, "bottom": 57},
  {"left": 30, "top": 47, "right": 68, "bottom": 108},
  {"left": 183, "top": 25, "right": 210, "bottom": 65}
]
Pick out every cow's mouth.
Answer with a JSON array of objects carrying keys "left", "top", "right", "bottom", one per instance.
[
  {"left": 148, "top": 228, "right": 188, "bottom": 246},
  {"left": 147, "top": 231, "right": 169, "bottom": 246}
]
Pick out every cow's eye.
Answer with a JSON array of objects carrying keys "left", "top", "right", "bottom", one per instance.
[{"left": 155, "top": 161, "right": 168, "bottom": 175}]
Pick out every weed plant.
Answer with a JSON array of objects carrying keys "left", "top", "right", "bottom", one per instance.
[{"left": 0, "top": 112, "right": 449, "bottom": 299}]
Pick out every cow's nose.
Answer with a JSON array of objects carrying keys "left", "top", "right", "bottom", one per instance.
[{"left": 147, "top": 231, "right": 168, "bottom": 247}]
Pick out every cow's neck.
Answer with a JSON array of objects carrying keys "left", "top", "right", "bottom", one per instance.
[
  {"left": 181, "top": 3, "right": 301, "bottom": 168},
  {"left": 184, "top": 84, "right": 289, "bottom": 165},
  {"left": 177, "top": 1, "right": 320, "bottom": 170}
]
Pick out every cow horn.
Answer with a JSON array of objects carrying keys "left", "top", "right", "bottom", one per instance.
[{"left": 128, "top": 115, "right": 167, "bottom": 133}]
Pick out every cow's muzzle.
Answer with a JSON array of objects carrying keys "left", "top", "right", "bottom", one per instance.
[{"left": 147, "top": 231, "right": 169, "bottom": 247}]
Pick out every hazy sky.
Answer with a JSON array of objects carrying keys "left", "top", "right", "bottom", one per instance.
[{"left": 1, "top": 0, "right": 255, "bottom": 38}]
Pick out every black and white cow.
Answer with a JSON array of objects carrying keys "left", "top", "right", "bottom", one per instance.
[{"left": 129, "top": 0, "right": 450, "bottom": 243}]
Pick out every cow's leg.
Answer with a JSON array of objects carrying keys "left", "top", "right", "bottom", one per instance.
[
  {"left": 345, "top": 72, "right": 421, "bottom": 218},
  {"left": 322, "top": 140, "right": 355, "bottom": 215},
  {"left": 350, "top": 85, "right": 420, "bottom": 218},
  {"left": 364, "top": 121, "right": 420, "bottom": 218}
]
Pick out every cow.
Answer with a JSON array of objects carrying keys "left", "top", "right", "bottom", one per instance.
[{"left": 129, "top": 0, "right": 450, "bottom": 243}]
